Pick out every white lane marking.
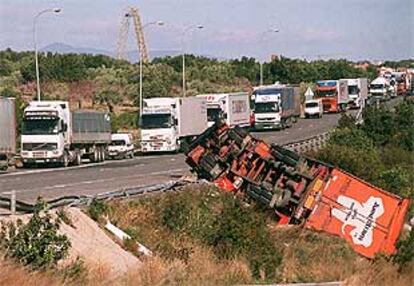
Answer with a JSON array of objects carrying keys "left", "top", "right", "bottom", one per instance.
[
  {"left": 1, "top": 168, "right": 188, "bottom": 195},
  {"left": 0, "top": 154, "right": 181, "bottom": 178}
]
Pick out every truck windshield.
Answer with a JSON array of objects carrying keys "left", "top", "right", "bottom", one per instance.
[
  {"left": 141, "top": 113, "right": 172, "bottom": 129},
  {"left": 207, "top": 108, "right": 222, "bottom": 122},
  {"left": 316, "top": 90, "right": 336, "bottom": 97},
  {"left": 22, "top": 118, "right": 59, "bottom": 135},
  {"left": 254, "top": 102, "right": 279, "bottom": 113},
  {"left": 348, "top": 86, "right": 359, "bottom": 95},
  {"left": 110, "top": 140, "right": 126, "bottom": 146},
  {"left": 305, "top": 102, "right": 318, "bottom": 108},
  {"left": 370, "top": 84, "right": 384, "bottom": 89},
  {"left": 253, "top": 88, "right": 282, "bottom": 95}
]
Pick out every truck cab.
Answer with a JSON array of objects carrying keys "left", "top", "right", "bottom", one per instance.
[
  {"left": 108, "top": 133, "right": 134, "bottom": 159},
  {"left": 251, "top": 87, "right": 282, "bottom": 130},
  {"left": 140, "top": 97, "right": 207, "bottom": 153},
  {"left": 21, "top": 101, "right": 70, "bottom": 166},
  {"left": 344, "top": 78, "right": 368, "bottom": 109},
  {"left": 197, "top": 93, "right": 250, "bottom": 128},
  {"left": 315, "top": 80, "right": 349, "bottom": 113},
  {"left": 140, "top": 98, "right": 178, "bottom": 153},
  {"left": 369, "top": 77, "right": 389, "bottom": 101}
]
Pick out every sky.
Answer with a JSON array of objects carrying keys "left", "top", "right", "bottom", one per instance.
[{"left": 0, "top": 0, "right": 413, "bottom": 61}]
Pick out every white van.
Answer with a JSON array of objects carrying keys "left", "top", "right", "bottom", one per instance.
[
  {"left": 108, "top": 133, "right": 134, "bottom": 159},
  {"left": 304, "top": 99, "right": 323, "bottom": 118}
]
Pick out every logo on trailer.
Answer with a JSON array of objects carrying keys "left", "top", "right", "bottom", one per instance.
[{"left": 331, "top": 195, "right": 384, "bottom": 248}]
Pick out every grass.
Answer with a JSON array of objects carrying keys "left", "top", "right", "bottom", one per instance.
[{"left": 1, "top": 184, "right": 412, "bottom": 285}]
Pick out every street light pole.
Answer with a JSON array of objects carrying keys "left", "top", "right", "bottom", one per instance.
[
  {"left": 33, "top": 8, "right": 61, "bottom": 101},
  {"left": 139, "top": 21, "right": 164, "bottom": 121},
  {"left": 259, "top": 28, "right": 279, "bottom": 86},
  {"left": 181, "top": 25, "right": 203, "bottom": 97}
]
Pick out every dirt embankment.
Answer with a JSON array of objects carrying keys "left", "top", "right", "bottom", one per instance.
[{"left": 1, "top": 207, "right": 141, "bottom": 280}]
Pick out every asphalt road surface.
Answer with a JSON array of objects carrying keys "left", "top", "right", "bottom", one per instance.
[{"left": 0, "top": 113, "right": 343, "bottom": 203}]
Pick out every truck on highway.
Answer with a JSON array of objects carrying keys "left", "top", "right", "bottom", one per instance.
[
  {"left": 108, "top": 133, "right": 134, "bottom": 159},
  {"left": 251, "top": 85, "right": 300, "bottom": 130},
  {"left": 0, "top": 97, "right": 16, "bottom": 171},
  {"left": 315, "top": 80, "right": 350, "bottom": 113},
  {"left": 185, "top": 121, "right": 410, "bottom": 259},
  {"left": 197, "top": 93, "right": 250, "bottom": 128},
  {"left": 140, "top": 97, "right": 208, "bottom": 153},
  {"left": 344, "top": 78, "right": 368, "bottom": 109},
  {"left": 20, "top": 101, "right": 111, "bottom": 167},
  {"left": 369, "top": 77, "right": 390, "bottom": 102}
]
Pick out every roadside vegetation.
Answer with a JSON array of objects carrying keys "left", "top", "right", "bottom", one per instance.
[{"left": 1, "top": 48, "right": 412, "bottom": 133}]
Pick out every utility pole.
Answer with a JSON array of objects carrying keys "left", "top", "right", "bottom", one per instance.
[
  {"left": 33, "top": 8, "right": 61, "bottom": 101},
  {"left": 181, "top": 25, "right": 204, "bottom": 97},
  {"left": 259, "top": 28, "right": 279, "bottom": 86}
]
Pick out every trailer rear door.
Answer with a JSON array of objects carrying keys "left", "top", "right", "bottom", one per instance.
[
  {"left": 305, "top": 168, "right": 410, "bottom": 258},
  {"left": 227, "top": 93, "right": 250, "bottom": 127}
]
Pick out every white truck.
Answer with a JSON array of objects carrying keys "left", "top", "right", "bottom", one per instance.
[
  {"left": 197, "top": 93, "right": 250, "bottom": 128},
  {"left": 0, "top": 97, "right": 16, "bottom": 171},
  {"left": 140, "top": 97, "right": 208, "bottom": 153},
  {"left": 369, "top": 77, "right": 390, "bottom": 101},
  {"left": 251, "top": 85, "right": 300, "bottom": 130},
  {"left": 344, "top": 78, "right": 368, "bottom": 109},
  {"left": 108, "top": 133, "right": 134, "bottom": 159},
  {"left": 20, "top": 101, "right": 111, "bottom": 167}
]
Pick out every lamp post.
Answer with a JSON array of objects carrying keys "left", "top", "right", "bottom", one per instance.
[
  {"left": 33, "top": 8, "right": 61, "bottom": 101},
  {"left": 139, "top": 21, "right": 164, "bottom": 120},
  {"left": 181, "top": 24, "right": 203, "bottom": 97},
  {"left": 259, "top": 28, "right": 279, "bottom": 86}
]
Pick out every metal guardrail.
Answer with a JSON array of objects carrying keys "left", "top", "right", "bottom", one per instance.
[
  {"left": 0, "top": 179, "right": 198, "bottom": 215},
  {"left": 282, "top": 132, "right": 331, "bottom": 153}
]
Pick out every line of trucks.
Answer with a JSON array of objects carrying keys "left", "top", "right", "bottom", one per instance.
[{"left": 0, "top": 73, "right": 412, "bottom": 171}]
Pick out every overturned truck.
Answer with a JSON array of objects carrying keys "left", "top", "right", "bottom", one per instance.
[{"left": 184, "top": 121, "right": 410, "bottom": 258}]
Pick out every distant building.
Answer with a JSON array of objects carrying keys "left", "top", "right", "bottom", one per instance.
[{"left": 271, "top": 54, "right": 280, "bottom": 61}]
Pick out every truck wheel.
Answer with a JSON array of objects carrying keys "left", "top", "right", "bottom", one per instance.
[
  {"left": 100, "top": 148, "right": 106, "bottom": 162},
  {"left": 275, "top": 190, "right": 292, "bottom": 208},
  {"left": 90, "top": 148, "right": 98, "bottom": 163},
  {"left": 98, "top": 148, "right": 103, "bottom": 162},
  {"left": 74, "top": 151, "right": 82, "bottom": 166},
  {"left": 61, "top": 152, "right": 69, "bottom": 168}
]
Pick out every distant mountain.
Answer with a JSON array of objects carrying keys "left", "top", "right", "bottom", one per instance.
[
  {"left": 41, "top": 42, "right": 181, "bottom": 62},
  {"left": 41, "top": 43, "right": 111, "bottom": 56}
]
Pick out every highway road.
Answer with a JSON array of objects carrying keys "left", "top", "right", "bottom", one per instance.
[{"left": 0, "top": 113, "right": 342, "bottom": 203}]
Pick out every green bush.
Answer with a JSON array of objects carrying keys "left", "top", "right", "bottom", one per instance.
[
  {"left": 161, "top": 199, "right": 191, "bottom": 232},
  {"left": 88, "top": 200, "right": 109, "bottom": 222},
  {"left": 393, "top": 230, "right": 414, "bottom": 269},
  {"left": 204, "top": 195, "right": 282, "bottom": 279},
  {"left": 0, "top": 199, "right": 71, "bottom": 270}
]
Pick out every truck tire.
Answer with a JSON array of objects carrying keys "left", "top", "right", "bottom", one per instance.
[
  {"left": 90, "top": 148, "right": 99, "bottom": 163},
  {"left": 74, "top": 151, "right": 82, "bottom": 166},
  {"left": 61, "top": 152, "right": 69, "bottom": 168},
  {"left": 101, "top": 148, "right": 106, "bottom": 161},
  {"left": 98, "top": 148, "right": 103, "bottom": 162},
  {"left": 275, "top": 190, "right": 292, "bottom": 208}
]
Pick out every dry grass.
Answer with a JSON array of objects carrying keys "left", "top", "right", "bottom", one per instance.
[
  {"left": 125, "top": 247, "right": 252, "bottom": 286},
  {"left": 0, "top": 258, "right": 60, "bottom": 286}
]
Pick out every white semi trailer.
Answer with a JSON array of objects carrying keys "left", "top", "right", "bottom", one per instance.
[
  {"left": 20, "top": 101, "right": 111, "bottom": 167},
  {"left": 140, "top": 97, "right": 208, "bottom": 153},
  {"left": 345, "top": 78, "right": 368, "bottom": 109},
  {"left": 197, "top": 92, "right": 250, "bottom": 128},
  {"left": 0, "top": 97, "right": 16, "bottom": 171}
]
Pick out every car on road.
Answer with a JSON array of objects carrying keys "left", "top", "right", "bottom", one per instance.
[
  {"left": 304, "top": 99, "right": 323, "bottom": 118},
  {"left": 108, "top": 133, "right": 135, "bottom": 159}
]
